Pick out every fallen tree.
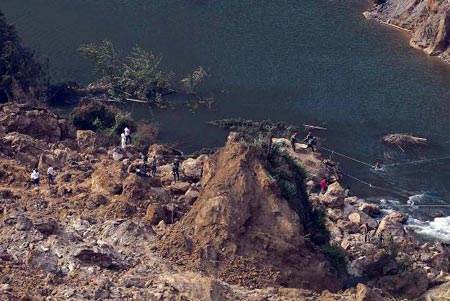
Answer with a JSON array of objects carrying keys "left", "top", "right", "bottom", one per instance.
[{"left": 382, "top": 133, "right": 427, "bottom": 152}]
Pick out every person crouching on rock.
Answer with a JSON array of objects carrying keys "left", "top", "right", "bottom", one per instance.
[
  {"left": 172, "top": 157, "right": 181, "bottom": 182},
  {"left": 31, "top": 168, "right": 40, "bottom": 187},
  {"left": 320, "top": 177, "right": 327, "bottom": 194},
  {"left": 47, "top": 165, "right": 55, "bottom": 187}
]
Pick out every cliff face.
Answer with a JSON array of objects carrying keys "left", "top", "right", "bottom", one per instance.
[{"left": 364, "top": 0, "right": 450, "bottom": 63}]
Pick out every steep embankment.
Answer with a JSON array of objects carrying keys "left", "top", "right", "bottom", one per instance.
[{"left": 364, "top": 0, "right": 450, "bottom": 63}]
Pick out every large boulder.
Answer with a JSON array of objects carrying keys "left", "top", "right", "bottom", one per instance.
[
  {"left": 376, "top": 211, "right": 408, "bottom": 238},
  {"left": 76, "top": 130, "right": 97, "bottom": 152},
  {"left": 423, "top": 281, "right": 450, "bottom": 301},
  {"left": 318, "top": 182, "right": 345, "bottom": 208},
  {"left": 160, "top": 141, "right": 345, "bottom": 292},
  {"left": 375, "top": 269, "right": 429, "bottom": 299},
  {"left": 0, "top": 104, "right": 63, "bottom": 143},
  {"left": 1, "top": 132, "right": 50, "bottom": 166},
  {"left": 91, "top": 160, "right": 126, "bottom": 196}
]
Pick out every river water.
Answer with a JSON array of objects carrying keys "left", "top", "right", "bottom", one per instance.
[{"left": 2, "top": 0, "right": 450, "bottom": 240}]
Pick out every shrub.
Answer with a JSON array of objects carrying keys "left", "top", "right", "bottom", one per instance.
[{"left": 71, "top": 100, "right": 116, "bottom": 131}]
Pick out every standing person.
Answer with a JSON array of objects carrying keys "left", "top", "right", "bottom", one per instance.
[
  {"left": 302, "top": 131, "right": 313, "bottom": 142},
  {"left": 124, "top": 127, "right": 131, "bottom": 145},
  {"left": 150, "top": 156, "right": 158, "bottom": 176},
  {"left": 31, "top": 169, "right": 40, "bottom": 187},
  {"left": 290, "top": 133, "right": 298, "bottom": 151},
  {"left": 320, "top": 177, "right": 327, "bottom": 194},
  {"left": 172, "top": 157, "right": 181, "bottom": 182},
  {"left": 360, "top": 222, "right": 369, "bottom": 242},
  {"left": 306, "top": 136, "right": 316, "bottom": 152},
  {"left": 140, "top": 152, "right": 149, "bottom": 170},
  {"left": 47, "top": 165, "right": 55, "bottom": 187},
  {"left": 120, "top": 132, "right": 126, "bottom": 149}
]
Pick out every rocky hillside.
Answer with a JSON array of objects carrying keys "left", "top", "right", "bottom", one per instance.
[
  {"left": 364, "top": 0, "right": 450, "bottom": 63},
  {"left": 0, "top": 103, "right": 449, "bottom": 300}
]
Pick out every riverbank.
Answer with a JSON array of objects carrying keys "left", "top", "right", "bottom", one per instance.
[
  {"left": 0, "top": 103, "right": 449, "bottom": 300},
  {"left": 364, "top": 0, "right": 450, "bottom": 64}
]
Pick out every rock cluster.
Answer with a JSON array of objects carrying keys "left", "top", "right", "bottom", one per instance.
[{"left": 0, "top": 103, "right": 449, "bottom": 300}]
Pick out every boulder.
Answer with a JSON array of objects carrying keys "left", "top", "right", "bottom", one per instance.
[
  {"left": 375, "top": 269, "right": 429, "bottom": 299},
  {"left": 91, "top": 160, "right": 125, "bottom": 196},
  {"left": 359, "top": 203, "right": 381, "bottom": 217},
  {"left": 356, "top": 283, "right": 382, "bottom": 301},
  {"left": 168, "top": 182, "right": 191, "bottom": 195},
  {"left": 145, "top": 203, "right": 168, "bottom": 225},
  {"left": 1, "top": 133, "right": 49, "bottom": 166},
  {"left": 423, "top": 281, "right": 450, "bottom": 301},
  {"left": 178, "top": 188, "right": 200, "bottom": 206},
  {"left": 0, "top": 104, "right": 62, "bottom": 143},
  {"left": 375, "top": 211, "right": 408, "bottom": 238},
  {"left": 318, "top": 182, "right": 345, "bottom": 208},
  {"left": 181, "top": 155, "right": 207, "bottom": 182},
  {"left": 76, "top": 130, "right": 97, "bottom": 151}
]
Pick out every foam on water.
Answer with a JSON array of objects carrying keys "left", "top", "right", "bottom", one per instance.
[{"left": 411, "top": 216, "right": 450, "bottom": 243}]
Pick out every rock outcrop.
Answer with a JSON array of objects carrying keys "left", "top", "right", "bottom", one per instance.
[
  {"left": 159, "top": 137, "right": 346, "bottom": 292},
  {"left": 364, "top": 0, "right": 450, "bottom": 63}
]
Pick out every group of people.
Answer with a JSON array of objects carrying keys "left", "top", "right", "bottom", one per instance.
[
  {"left": 30, "top": 165, "right": 55, "bottom": 188},
  {"left": 290, "top": 131, "right": 317, "bottom": 152},
  {"left": 135, "top": 153, "right": 182, "bottom": 183},
  {"left": 120, "top": 127, "right": 132, "bottom": 149}
]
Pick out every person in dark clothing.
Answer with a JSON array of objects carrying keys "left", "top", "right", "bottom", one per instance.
[
  {"left": 290, "top": 133, "right": 298, "bottom": 151},
  {"left": 344, "top": 187, "right": 351, "bottom": 198},
  {"left": 302, "top": 131, "right": 313, "bottom": 142},
  {"left": 47, "top": 165, "right": 55, "bottom": 187},
  {"left": 306, "top": 136, "right": 316, "bottom": 152},
  {"left": 172, "top": 157, "right": 181, "bottom": 182},
  {"left": 140, "top": 152, "right": 149, "bottom": 170},
  {"left": 150, "top": 156, "right": 158, "bottom": 176}
]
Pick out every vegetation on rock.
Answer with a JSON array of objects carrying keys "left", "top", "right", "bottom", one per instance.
[{"left": 0, "top": 9, "right": 45, "bottom": 103}]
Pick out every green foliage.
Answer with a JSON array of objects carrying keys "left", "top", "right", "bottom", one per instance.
[
  {"left": 79, "top": 40, "right": 170, "bottom": 102},
  {"left": 208, "top": 118, "right": 303, "bottom": 138},
  {"left": 111, "top": 112, "right": 136, "bottom": 136},
  {"left": 180, "top": 66, "right": 208, "bottom": 94},
  {"left": 321, "top": 244, "right": 347, "bottom": 270},
  {"left": 0, "top": 9, "right": 45, "bottom": 102}
]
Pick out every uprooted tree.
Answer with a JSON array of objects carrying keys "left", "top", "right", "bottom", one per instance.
[{"left": 79, "top": 40, "right": 209, "bottom": 107}]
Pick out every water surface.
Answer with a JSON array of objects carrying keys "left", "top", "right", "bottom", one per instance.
[{"left": 3, "top": 0, "right": 450, "bottom": 233}]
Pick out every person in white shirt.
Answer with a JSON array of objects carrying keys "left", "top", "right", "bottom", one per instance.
[
  {"left": 124, "top": 127, "right": 131, "bottom": 145},
  {"left": 47, "top": 165, "right": 55, "bottom": 187},
  {"left": 31, "top": 169, "right": 40, "bottom": 187},
  {"left": 121, "top": 132, "right": 126, "bottom": 149}
]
